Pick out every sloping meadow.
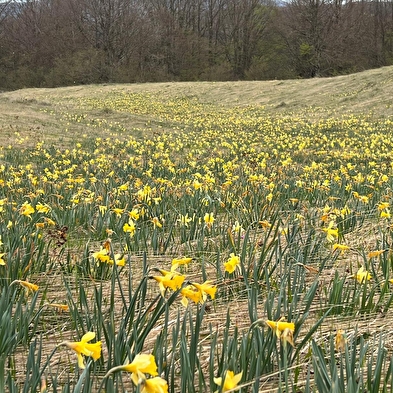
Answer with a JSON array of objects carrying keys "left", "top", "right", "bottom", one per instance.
[{"left": 2, "top": 86, "right": 393, "bottom": 392}]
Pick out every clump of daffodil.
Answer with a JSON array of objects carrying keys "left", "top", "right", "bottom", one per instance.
[
  {"left": 178, "top": 213, "right": 192, "bottom": 227},
  {"left": 92, "top": 247, "right": 125, "bottom": 266},
  {"left": 58, "top": 331, "right": 102, "bottom": 369},
  {"left": 214, "top": 369, "right": 243, "bottom": 393},
  {"left": 105, "top": 353, "right": 168, "bottom": 393},
  {"left": 224, "top": 253, "right": 240, "bottom": 274}
]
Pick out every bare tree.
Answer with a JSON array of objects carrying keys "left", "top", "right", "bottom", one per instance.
[
  {"left": 67, "top": 0, "right": 144, "bottom": 81},
  {"left": 221, "top": 0, "right": 272, "bottom": 79}
]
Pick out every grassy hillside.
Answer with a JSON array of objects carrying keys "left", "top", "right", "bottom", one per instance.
[
  {"left": 1, "top": 66, "right": 393, "bottom": 148},
  {"left": 2, "top": 67, "right": 393, "bottom": 391}
]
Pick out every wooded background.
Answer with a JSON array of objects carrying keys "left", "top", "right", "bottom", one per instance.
[{"left": 1, "top": 0, "right": 392, "bottom": 89}]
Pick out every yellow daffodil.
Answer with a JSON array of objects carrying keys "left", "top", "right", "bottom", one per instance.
[
  {"left": 214, "top": 370, "right": 243, "bottom": 393},
  {"left": 367, "top": 249, "right": 386, "bottom": 259},
  {"left": 20, "top": 201, "right": 35, "bottom": 218},
  {"left": 118, "top": 183, "right": 128, "bottom": 191},
  {"left": 105, "top": 353, "right": 158, "bottom": 385},
  {"left": 335, "top": 329, "right": 346, "bottom": 353},
  {"left": 178, "top": 213, "right": 192, "bottom": 226},
  {"left": 332, "top": 243, "right": 350, "bottom": 254},
  {"left": 112, "top": 254, "right": 126, "bottom": 266},
  {"left": 140, "top": 377, "right": 169, "bottom": 393},
  {"left": 180, "top": 285, "right": 203, "bottom": 307},
  {"left": 349, "top": 266, "right": 371, "bottom": 283},
  {"left": 224, "top": 253, "right": 240, "bottom": 274},
  {"left": 151, "top": 216, "right": 163, "bottom": 228},
  {"left": 112, "top": 207, "right": 125, "bottom": 217},
  {"left": 151, "top": 271, "right": 185, "bottom": 297},
  {"left": 44, "top": 217, "right": 56, "bottom": 226},
  {"left": 204, "top": 212, "right": 215, "bottom": 228},
  {"left": 92, "top": 248, "right": 111, "bottom": 264},
  {"left": 378, "top": 202, "right": 390, "bottom": 210},
  {"left": 259, "top": 220, "right": 271, "bottom": 229},
  {"left": 59, "top": 332, "right": 102, "bottom": 369},
  {"left": 191, "top": 280, "right": 217, "bottom": 301},
  {"left": 123, "top": 220, "right": 136, "bottom": 236},
  {"left": 129, "top": 208, "right": 140, "bottom": 220},
  {"left": 232, "top": 221, "right": 244, "bottom": 233},
  {"left": 265, "top": 318, "right": 295, "bottom": 339},
  {"left": 171, "top": 257, "right": 192, "bottom": 271},
  {"left": 46, "top": 303, "right": 69, "bottom": 312},
  {"left": 0, "top": 253, "right": 5, "bottom": 266},
  {"left": 11, "top": 279, "right": 39, "bottom": 292},
  {"left": 323, "top": 221, "right": 338, "bottom": 243},
  {"left": 92, "top": 248, "right": 124, "bottom": 266},
  {"left": 35, "top": 202, "right": 51, "bottom": 213},
  {"left": 98, "top": 205, "right": 108, "bottom": 215}
]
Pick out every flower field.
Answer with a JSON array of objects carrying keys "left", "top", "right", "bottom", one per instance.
[{"left": 2, "top": 72, "right": 393, "bottom": 392}]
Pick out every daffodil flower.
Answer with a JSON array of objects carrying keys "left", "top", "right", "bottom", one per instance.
[
  {"left": 191, "top": 280, "right": 217, "bottom": 301},
  {"left": 323, "top": 220, "right": 338, "bottom": 242},
  {"left": 151, "top": 270, "right": 185, "bottom": 297},
  {"left": 171, "top": 257, "right": 192, "bottom": 271},
  {"left": 112, "top": 207, "right": 125, "bottom": 217},
  {"left": 332, "top": 243, "right": 350, "bottom": 254},
  {"left": 349, "top": 266, "right": 371, "bottom": 283},
  {"left": 367, "top": 249, "right": 385, "bottom": 259},
  {"left": 180, "top": 285, "right": 203, "bottom": 307},
  {"left": 20, "top": 201, "right": 35, "bottom": 218},
  {"left": 35, "top": 202, "right": 51, "bottom": 213},
  {"left": 224, "top": 253, "right": 240, "bottom": 274},
  {"left": 151, "top": 216, "right": 163, "bottom": 228},
  {"left": 204, "top": 212, "right": 215, "bottom": 228},
  {"left": 105, "top": 353, "right": 158, "bottom": 385},
  {"left": 265, "top": 318, "right": 295, "bottom": 339},
  {"left": 92, "top": 248, "right": 111, "bottom": 264},
  {"left": 10, "top": 279, "right": 39, "bottom": 292},
  {"left": 140, "top": 376, "right": 169, "bottom": 393},
  {"left": 46, "top": 303, "right": 69, "bottom": 312},
  {"left": 178, "top": 213, "right": 192, "bottom": 227},
  {"left": 335, "top": 329, "right": 346, "bottom": 353},
  {"left": 59, "top": 331, "right": 102, "bottom": 369},
  {"left": 214, "top": 370, "right": 243, "bottom": 393},
  {"left": 123, "top": 220, "right": 136, "bottom": 236}
]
